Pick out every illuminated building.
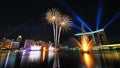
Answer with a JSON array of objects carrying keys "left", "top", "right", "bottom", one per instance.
[
  {"left": 24, "top": 39, "right": 34, "bottom": 48},
  {"left": 11, "top": 42, "right": 20, "bottom": 49},
  {"left": 0, "top": 39, "right": 20, "bottom": 49},
  {"left": 24, "top": 39, "right": 49, "bottom": 51},
  {"left": 75, "top": 29, "right": 109, "bottom": 45},
  {"left": 0, "top": 42, "right": 3, "bottom": 48}
]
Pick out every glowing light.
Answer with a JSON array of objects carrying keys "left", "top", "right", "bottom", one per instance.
[
  {"left": 48, "top": 51, "right": 54, "bottom": 59},
  {"left": 83, "top": 53, "right": 94, "bottom": 68},
  {"left": 48, "top": 50, "right": 54, "bottom": 64},
  {"left": 76, "top": 17, "right": 92, "bottom": 32},
  {"left": 45, "top": 8, "right": 71, "bottom": 48},
  {"left": 96, "top": 8, "right": 102, "bottom": 30},
  {"left": 79, "top": 35, "right": 93, "bottom": 52},
  {"left": 71, "top": 23, "right": 82, "bottom": 31},
  {"left": 45, "top": 8, "right": 61, "bottom": 24},
  {"left": 57, "top": 0, "right": 92, "bottom": 32},
  {"left": 29, "top": 51, "right": 41, "bottom": 62},
  {"left": 48, "top": 46, "right": 55, "bottom": 51},
  {"left": 45, "top": 8, "right": 61, "bottom": 48},
  {"left": 96, "top": 0, "right": 104, "bottom": 30},
  {"left": 42, "top": 47, "right": 46, "bottom": 62},
  {"left": 104, "top": 12, "right": 120, "bottom": 29},
  {"left": 59, "top": 15, "right": 71, "bottom": 31},
  {"left": 20, "top": 51, "right": 27, "bottom": 66},
  {"left": 57, "top": 15, "right": 71, "bottom": 46},
  {"left": 74, "top": 29, "right": 104, "bottom": 36},
  {"left": 30, "top": 45, "right": 41, "bottom": 51}
]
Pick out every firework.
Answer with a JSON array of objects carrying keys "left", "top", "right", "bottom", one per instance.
[
  {"left": 45, "top": 8, "right": 61, "bottom": 48},
  {"left": 45, "top": 8, "right": 61, "bottom": 24},
  {"left": 57, "top": 15, "right": 71, "bottom": 46},
  {"left": 79, "top": 35, "right": 93, "bottom": 52},
  {"left": 45, "top": 8, "right": 72, "bottom": 48},
  {"left": 59, "top": 15, "right": 71, "bottom": 31}
]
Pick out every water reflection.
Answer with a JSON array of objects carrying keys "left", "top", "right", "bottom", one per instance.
[
  {"left": 4, "top": 50, "right": 11, "bottom": 68},
  {"left": 48, "top": 50, "right": 54, "bottom": 64},
  {"left": 0, "top": 50, "right": 120, "bottom": 68},
  {"left": 29, "top": 51, "right": 41, "bottom": 62},
  {"left": 0, "top": 50, "right": 17, "bottom": 68},
  {"left": 101, "top": 51, "right": 120, "bottom": 68},
  {"left": 82, "top": 53, "right": 95, "bottom": 68},
  {"left": 20, "top": 50, "right": 54, "bottom": 67},
  {"left": 42, "top": 47, "right": 46, "bottom": 62},
  {"left": 0, "top": 52, "right": 7, "bottom": 67},
  {"left": 53, "top": 52, "right": 60, "bottom": 68}
]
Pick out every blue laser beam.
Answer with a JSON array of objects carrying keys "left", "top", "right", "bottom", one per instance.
[
  {"left": 70, "top": 22, "right": 82, "bottom": 31},
  {"left": 76, "top": 16, "right": 92, "bottom": 32},
  {"left": 96, "top": 0, "right": 104, "bottom": 30},
  {"left": 4, "top": 17, "right": 34, "bottom": 38},
  {"left": 104, "top": 12, "right": 120, "bottom": 29},
  {"left": 57, "top": 0, "right": 92, "bottom": 32}
]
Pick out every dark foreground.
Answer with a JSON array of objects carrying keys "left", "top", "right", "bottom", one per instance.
[{"left": 0, "top": 50, "right": 120, "bottom": 68}]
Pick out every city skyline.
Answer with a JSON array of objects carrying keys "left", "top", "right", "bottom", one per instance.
[{"left": 0, "top": 0, "right": 120, "bottom": 43}]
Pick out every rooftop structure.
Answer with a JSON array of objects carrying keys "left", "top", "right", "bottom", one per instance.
[{"left": 74, "top": 29, "right": 109, "bottom": 45}]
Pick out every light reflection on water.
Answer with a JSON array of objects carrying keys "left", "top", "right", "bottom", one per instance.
[
  {"left": 29, "top": 51, "right": 41, "bottom": 62},
  {"left": 42, "top": 47, "right": 46, "bottom": 62},
  {"left": 0, "top": 50, "right": 120, "bottom": 68},
  {"left": 82, "top": 53, "right": 95, "bottom": 68},
  {"left": 48, "top": 51, "right": 54, "bottom": 64},
  {"left": 0, "top": 50, "right": 17, "bottom": 68},
  {"left": 53, "top": 52, "right": 60, "bottom": 68}
]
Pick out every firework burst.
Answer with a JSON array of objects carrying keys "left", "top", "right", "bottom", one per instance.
[
  {"left": 59, "top": 15, "right": 71, "bottom": 31},
  {"left": 45, "top": 8, "right": 61, "bottom": 48},
  {"left": 45, "top": 8, "right": 61, "bottom": 24},
  {"left": 45, "top": 8, "right": 72, "bottom": 48},
  {"left": 57, "top": 15, "right": 71, "bottom": 46}
]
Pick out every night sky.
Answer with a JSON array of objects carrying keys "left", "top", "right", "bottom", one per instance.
[{"left": 0, "top": 0, "right": 120, "bottom": 43}]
